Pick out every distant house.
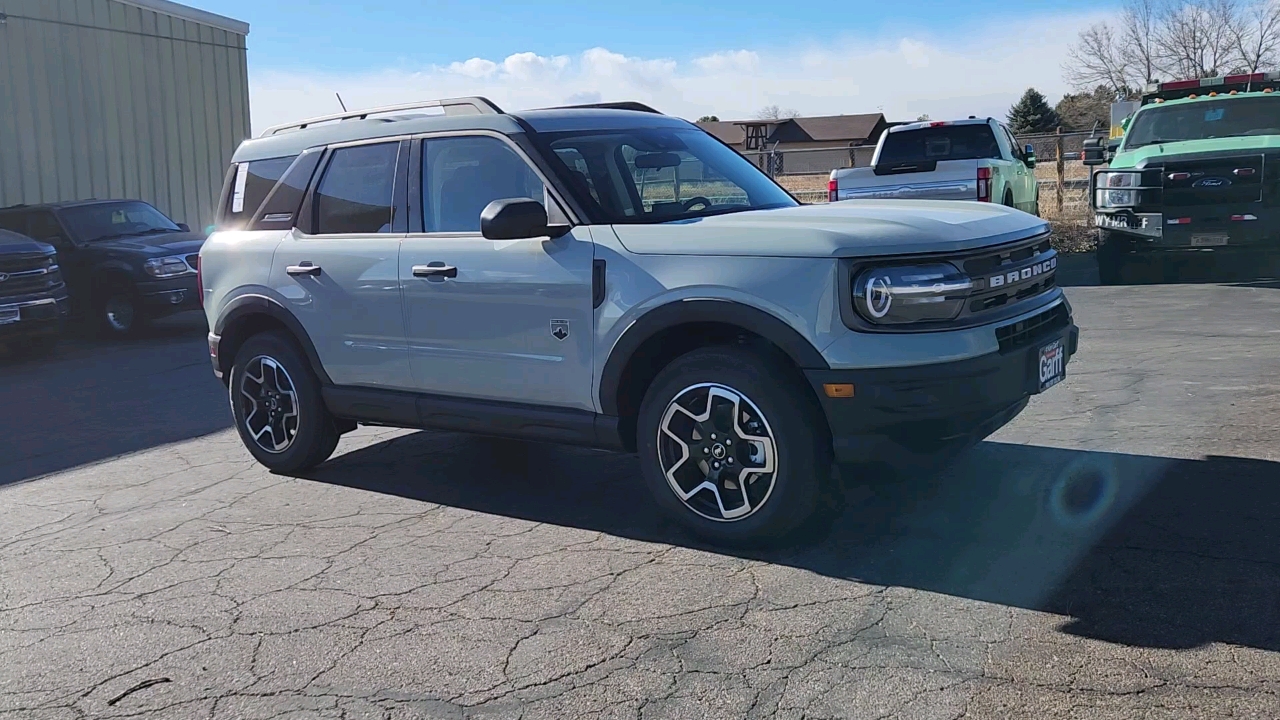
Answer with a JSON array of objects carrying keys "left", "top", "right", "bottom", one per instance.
[
  {"left": 696, "top": 114, "right": 895, "bottom": 172},
  {"left": 698, "top": 114, "right": 891, "bottom": 150}
]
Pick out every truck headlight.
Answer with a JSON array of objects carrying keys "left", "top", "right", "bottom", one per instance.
[
  {"left": 853, "top": 263, "right": 973, "bottom": 325},
  {"left": 144, "top": 255, "right": 192, "bottom": 278},
  {"left": 1095, "top": 171, "right": 1142, "bottom": 208}
]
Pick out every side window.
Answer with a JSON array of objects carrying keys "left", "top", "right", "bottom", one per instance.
[
  {"left": 620, "top": 144, "right": 748, "bottom": 215},
  {"left": 315, "top": 143, "right": 399, "bottom": 235},
  {"left": 223, "top": 156, "right": 296, "bottom": 229},
  {"left": 1003, "top": 127, "right": 1024, "bottom": 161},
  {"left": 0, "top": 213, "right": 27, "bottom": 235},
  {"left": 252, "top": 151, "right": 322, "bottom": 230},
  {"left": 26, "top": 211, "right": 70, "bottom": 248},
  {"left": 422, "top": 136, "right": 545, "bottom": 233}
]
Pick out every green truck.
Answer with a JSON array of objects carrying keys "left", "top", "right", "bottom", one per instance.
[{"left": 1085, "top": 72, "right": 1280, "bottom": 284}]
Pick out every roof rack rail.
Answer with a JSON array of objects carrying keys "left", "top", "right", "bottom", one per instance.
[
  {"left": 544, "top": 101, "right": 663, "bottom": 114},
  {"left": 261, "top": 97, "right": 505, "bottom": 137}
]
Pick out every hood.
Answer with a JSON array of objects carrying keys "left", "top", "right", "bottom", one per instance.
[
  {"left": 1113, "top": 134, "right": 1280, "bottom": 168},
  {"left": 609, "top": 201, "right": 1049, "bottom": 258},
  {"left": 0, "top": 230, "right": 55, "bottom": 256},
  {"left": 90, "top": 231, "right": 206, "bottom": 257}
]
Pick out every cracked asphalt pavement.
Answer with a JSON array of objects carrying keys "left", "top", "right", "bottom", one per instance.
[{"left": 3, "top": 271, "right": 1280, "bottom": 719}]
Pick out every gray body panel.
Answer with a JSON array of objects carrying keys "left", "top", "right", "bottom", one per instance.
[{"left": 400, "top": 226, "right": 596, "bottom": 409}]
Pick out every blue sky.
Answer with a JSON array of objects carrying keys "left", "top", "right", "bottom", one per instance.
[{"left": 189, "top": 1, "right": 1116, "bottom": 132}]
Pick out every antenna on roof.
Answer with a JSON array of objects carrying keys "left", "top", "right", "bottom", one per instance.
[{"left": 336, "top": 93, "right": 348, "bottom": 112}]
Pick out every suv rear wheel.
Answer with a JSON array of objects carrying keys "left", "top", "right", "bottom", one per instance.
[
  {"left": 636, "top": 346, "right": 835, "bottom": 548},
  {"left": 229, "top": 331, "right": 339, "bottom": 473}
]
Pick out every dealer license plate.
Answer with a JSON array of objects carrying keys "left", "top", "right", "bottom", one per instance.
[
  {"left": 0, "top": 306, "right": 18, "bottom": 325},
  {"left": 1037, "top": 339, "right": 1065, "bottom": 393},
  {"left": 1191, "top": 233, "right": 1228, "bottom": 247}
]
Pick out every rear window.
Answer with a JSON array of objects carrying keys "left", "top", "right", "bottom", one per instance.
[
  {"left": 221, "top": 156, "right": 296, "bottom": 230},
  {"left": 877, "top": 125, "right": 1002, "bottom": 167}
]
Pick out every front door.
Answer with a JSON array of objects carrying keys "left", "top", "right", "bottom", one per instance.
[
  {"left": 399, "top": 134, "right": 595, "bottom": 410},
  {"left": 271, "top": 140, "right": 412, "bottom": 390}
]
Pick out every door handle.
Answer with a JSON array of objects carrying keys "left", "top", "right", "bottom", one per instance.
[
  {"left": 286, "top": 263, "right": 321, "bottom": 277},
  {"left": 412, "top": 264, "right": 458, "bottom": 279}
]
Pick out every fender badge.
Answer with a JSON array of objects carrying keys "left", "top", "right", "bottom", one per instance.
[{"left": 550, "top": 320, "right": 569, "bottom": 341}]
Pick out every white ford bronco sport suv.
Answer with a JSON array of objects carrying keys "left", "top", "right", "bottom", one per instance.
[{"left": 201, "top": 97, "right": 1078, "bottom": 547}]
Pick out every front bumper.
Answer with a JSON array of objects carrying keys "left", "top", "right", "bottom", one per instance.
[
  {"left": 0, "top": 295, "right": 71, "bottom": 340},
  {"left": 137, "top": 275, "right": 200, "bottom": 315},
  {"left": 807, "top": 321, "right": 1079, "bottom": 465}
]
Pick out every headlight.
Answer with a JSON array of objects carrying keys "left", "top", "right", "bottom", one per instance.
[
  {"left": 852, "top": 263, "right": 973, "bottom": 325},
  {"left": 144, "top": 255, "right": 192, "bottom": 278},
  {"left": 1095, "top": 171, "right": 1142, "bottom": 208}
]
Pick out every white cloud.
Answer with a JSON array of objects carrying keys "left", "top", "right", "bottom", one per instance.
[{"left": 248, "top": 11, "right": 1109, "bottom": 135}]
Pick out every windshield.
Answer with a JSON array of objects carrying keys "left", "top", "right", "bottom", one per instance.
[
  {"left": 876, "top": 124, "right": 1002, "bottom": 167},
  {"left": 1123, "top": 96, "right": 1280, "bottom": 150},
  {"left": 537, "top": 126, "right": 797, "bottom": 224},
  {"left": 60, "top": 201, "right": 181, "bottom": 242}
]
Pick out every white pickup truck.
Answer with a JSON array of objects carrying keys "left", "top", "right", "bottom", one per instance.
[{"left": 828, "top": 117, "right": 1040, "bottom": 216}]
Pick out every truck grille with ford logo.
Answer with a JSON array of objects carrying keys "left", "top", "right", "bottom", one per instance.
[
  {"left": 1162, "top": 155, "right": 1265, "bottom": 206},
  {"left": 0, "top": 254, "right": 64, "bottom": 299}
]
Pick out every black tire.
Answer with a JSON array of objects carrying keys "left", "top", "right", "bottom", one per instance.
[
  {"left": 229, "top": 331, "right": 339, "bottom": 473},
  {"left": 96, "top": 287, "right": 145, "bottom": 337},
  {"left": 1003, "top": 189, "right": 1015, "bottom": 208},
  {"left": 635, "top": 346, "right": 836, "bottom": 549}
]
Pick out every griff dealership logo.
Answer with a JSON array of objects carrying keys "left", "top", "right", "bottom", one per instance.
[
  {"left": 1193, "top": 177, "right": 1231, "bottom": 188},
  {"left": 989, "top": 257, "right": 1056, "bottom": 288}
]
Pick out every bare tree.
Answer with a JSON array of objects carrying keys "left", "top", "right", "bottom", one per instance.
[
  {"left": 754, "top": 105, "right": 801, "bottom": 120},
  {"left": 1227, "top": 0, "right": 1280, "bottom": 72},
  {"left": 1065, "top": 0, "right": 1280, "bottom": 91},
  {"left": 1156, "top": 0, "right": 1240, "bottom": 77},
  {"left": 1119, "top": 0, "right": 1163, "bottom": 84}
]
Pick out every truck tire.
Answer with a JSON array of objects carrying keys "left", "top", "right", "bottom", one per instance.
[
  {"left": 96, "top": 285, "right": 145, "bottom": 337},
  {"left": 1003, "top": 189, "right": 1015, "bottom": 208},
  {"left": 1096, "top": 232, "right": 1130, "bottom": 285},
  {"left": 229, "top": 330, "right": 339, "bottom": 473},
  {"left": 635, "top": 346, "right": 836, "bottom": 548}
]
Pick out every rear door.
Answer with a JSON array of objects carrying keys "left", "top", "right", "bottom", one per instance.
[
  {"left": 271, "top": 139, "right": 413, "bottom": 389},
  {"left": 398, "top": 133, "right": 595, "bottom": 410}
]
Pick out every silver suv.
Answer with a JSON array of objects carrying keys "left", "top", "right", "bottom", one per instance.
[{"left": 201, "top": 97, "right": 1078, "bottom": 547}]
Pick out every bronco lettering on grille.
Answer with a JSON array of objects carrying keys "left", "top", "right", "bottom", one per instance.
[{"left": 988, "top": 257, "right": 1057, "bottom": 288}]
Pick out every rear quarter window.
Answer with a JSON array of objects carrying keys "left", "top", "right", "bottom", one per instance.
[{"left": 219, "top": 156, "right": 297, "bottom": 230}]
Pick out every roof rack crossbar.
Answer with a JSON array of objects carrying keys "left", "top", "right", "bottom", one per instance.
[{"left": 262, "top": 96, "right": 505, "bottom": 137}]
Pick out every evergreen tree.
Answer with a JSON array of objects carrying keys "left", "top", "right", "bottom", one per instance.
[
  {"left": 1006, "top": 88, "right": 1060, "bottom": 134},
  {"left": 697, "top": 115, "right": 720, "bottom": 122}
]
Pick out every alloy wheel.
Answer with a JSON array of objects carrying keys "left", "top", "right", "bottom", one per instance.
[
  {"left": 657, "top": 383, "right": 778, "bottom": 522},
  {"left": 237, "top": 355, "right": 300, "bottom": 454}
]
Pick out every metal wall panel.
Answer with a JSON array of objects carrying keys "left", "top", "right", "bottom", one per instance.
[{"left": 0, "top": 0, "right": 249, "bottom": 229}]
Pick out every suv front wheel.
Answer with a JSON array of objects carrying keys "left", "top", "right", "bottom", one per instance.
[
  {"left": 636, "top": 347, "right": 835, "bottom": 548},
  {"left": 229, "top": 331, "right": 339, "bottom": 473}
]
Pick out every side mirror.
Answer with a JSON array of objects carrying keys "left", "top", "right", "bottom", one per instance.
[
  {"left": 480, "top": 198, "right": 569, "bottom": 240},
  {"left": 1081, "top": 138, "right": 1107, "bottom": 166},
  {"left": 1024, "top": 144, "right": 1037, "bottom": 168},
  {"left": 177, "top": 223, "right": 190, "bottom": 232}
]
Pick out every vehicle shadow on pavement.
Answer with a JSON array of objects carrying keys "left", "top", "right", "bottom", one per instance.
[
  {"left": 0, "top": 313, "right": 229, "bottom": 488},
  {"left": 308, "top": 433, "right": 1280, "bottom": 653}
]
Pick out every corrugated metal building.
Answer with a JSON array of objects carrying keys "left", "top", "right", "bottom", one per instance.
[{"left": 0, "top": 0, "right": 250, "bottom": 230}]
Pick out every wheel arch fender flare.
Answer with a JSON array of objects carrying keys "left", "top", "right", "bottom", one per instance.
[
  {"left": 214, "top": 293, "right": 332, "bottom": 385},
  {"left": 598, "top": 299, "right": 830, "bottom": 416}
]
